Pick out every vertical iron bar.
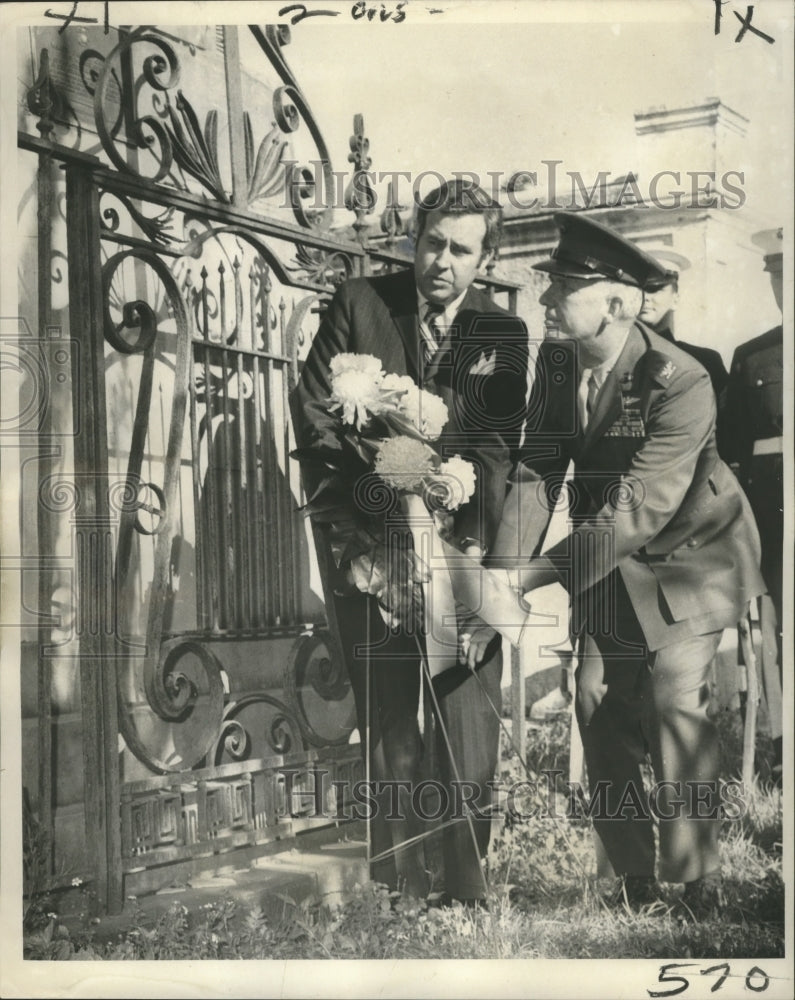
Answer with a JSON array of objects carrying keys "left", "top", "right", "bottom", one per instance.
[
  {"left": 65, "top": 163, "right": 123, "bottom": 914},
  {"left": 248, "top": 272, "right": 264, "bottom": 627},
  {"left": 260, "top": 265, "right": 271, "bottom": 352},
  {"left": 199, "top": 268, "right": 221, "bottom": 629},
  {"left": 218, "top": 260, "right": 227, "bottom": 336},
  {"left": 222, "top": 26, "right": 247, "bottom": 210},
  {"left": 251, "top": 355, "right": 269, "bottom": 626},
  {"left": 185, "top": 273, "right": 206, "bottom": 629},
  {"left": 217, "top": 345, "right": 235, "bottom": 628},
  {"left": 35, "top": 145, "right": 55, "bottom": 881},
  {"left": 201, "top": 341, "right": 220, "bottom": 630},
  {"left": 243, "top": 356, "right": 259, "bottom": 627},
  {"left": 260, "top": 357, "right": 279, "bottom": 625},
  {"left": 282, "top": 309, "right": 300, "bottom": 622},
  {"left": 277, "top": 300, "right": 294, "bottom": 623},
  {"left": 280, "top": 359, "right": 294, "bottom": 623},
  {"left": 235, "top": 350, "right": 251, "bottom": 627}
]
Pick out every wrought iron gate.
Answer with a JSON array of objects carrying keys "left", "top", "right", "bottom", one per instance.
[{"left": 17, "top": 21, "right": 518, "bottom": 913}]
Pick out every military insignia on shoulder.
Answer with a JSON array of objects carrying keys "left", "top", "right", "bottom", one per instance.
[{"left": 659, "top": 360, "right": 676, "bottom": 380}]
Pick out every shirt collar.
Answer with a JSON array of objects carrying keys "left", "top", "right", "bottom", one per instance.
[
  {"left": 417, "top": 288, "right": 468, "bottom": 329},
  {"left": 584, "top": 329, "right": 631, "bottom": 386}
]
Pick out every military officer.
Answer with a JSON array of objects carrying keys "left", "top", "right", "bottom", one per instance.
[
  {"left": 488, "top": 212, "right": 765, "bottom": 911},
  {"left": 719, "top": 227, "right": 784, "bottom": 780}
]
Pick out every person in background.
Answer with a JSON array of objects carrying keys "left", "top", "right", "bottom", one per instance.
[
  {"left": 718, "top": 227, "right": 784, "bottom": 783},
  {"left": 639, "top": 249, "right": 729, "bottom": 403}
]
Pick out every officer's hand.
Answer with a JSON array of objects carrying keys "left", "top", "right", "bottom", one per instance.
[
  {"left": 432, "top": 510, "right": 455, "bottom": 541},
  {"left": 459, "top": 621, "right": 498, "bottom": 671}
]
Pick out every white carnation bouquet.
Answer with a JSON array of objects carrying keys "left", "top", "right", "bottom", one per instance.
[{"left": 295, "top": 353, "right": 477, "bottom": 626}]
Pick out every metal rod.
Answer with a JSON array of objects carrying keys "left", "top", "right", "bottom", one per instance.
[
  {"left": 35, "top": 145, "right": 55, "bottom": 882},
  {"left": 65, "top": 163, "right": 123, "bottom": 914},
  {"left": 186, "top": 275, "right": 206, "bottom": 629},
  {"left": 216, "top": 345, "right": 235, "bottom": 629},
  {"left": 200, "top": 342, "right": 220, "bottom": 630},
  {"left": 235, "top": 350, "right": 251, "bottom": 626},
  {"left": 251, "top": 354, "right": 269, "bottom": 626}
]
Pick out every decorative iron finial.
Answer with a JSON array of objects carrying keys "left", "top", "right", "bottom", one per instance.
[
  {"left": 344, "top": 114, "right": 376, "bottom": 247},
  {"left": 380, "top": 181, "right": 406, "bottom": 248},
  {"left": 27, "top": 49, "right": 55, "bottom": 140}
]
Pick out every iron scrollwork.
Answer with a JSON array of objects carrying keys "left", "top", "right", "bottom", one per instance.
[
  {"left": 284, "top": 632, "right": 355, "bottom": 748},
  {"left": 103, "top": 247, "right": 200, "bottom": 735},
  {"left": 100, "top": 190, "right": 178, "bottom": 248},
  {"left": 118, "top": 639, "right": 227, "bottom": 774},
  {"left": 288, "top": 244, "right": 353, "bottom": 288},
  {"left": 213, "top": 692, "right": 303, "bottom": 765},
  {"left": 84, "top": 28, "right": 230, "bottom": 200},
  {"left": 244, "top": 114, "right": 290, "bottom": 205},
  {"left": 249, "top": 25, "right": 336, "bottom": 229}
]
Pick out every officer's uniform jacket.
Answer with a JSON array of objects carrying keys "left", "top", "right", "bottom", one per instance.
[
  {"left": 493, "top": 321, "right": 765, "bottom": 650},
  {"left": 719, "top": 325, "right": 783, "bottom": 484},
  {"left": 718, "top": 324, "right": 783, "bottom": 611}
]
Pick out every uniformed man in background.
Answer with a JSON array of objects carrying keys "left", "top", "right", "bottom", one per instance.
[
  {"left": 719, "top": 227, "right": 784, "bottom": 782},
  {"left": 639, "top": 249, "right": 729, "bottom": 403}
]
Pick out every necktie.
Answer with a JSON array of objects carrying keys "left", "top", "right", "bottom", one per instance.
[
  {"left": 580, "top": 369, "right": 600, "bottom": 429},
  {"left": 423, "top": 304, "right": 444, "bottom": 361},
  {"left": 587, "top": 371, "right": 600, "bottom": 419}
]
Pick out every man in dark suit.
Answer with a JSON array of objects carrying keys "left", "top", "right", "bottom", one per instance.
[
  {"left": 291, "top": 180, "right": 529, "bottom": 903},
  {"left": 719, "top": 227, "right": 784, "bottom": 781},
  {"left": 489, "top": 212, "right": 764, "bottom": 912}
]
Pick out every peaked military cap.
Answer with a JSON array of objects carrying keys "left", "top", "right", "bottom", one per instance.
[
  {"left": 533, "top": 212, "right": 672, "bottom": 289},
  {"left": 752, "top": 227, "right": 783, "bottom": 271},
  {"left": 642, "top": 247, "right": 691, "bottom": 291}
]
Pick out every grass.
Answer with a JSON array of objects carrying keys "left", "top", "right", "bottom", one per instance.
[{"left": 23, "top": 709, "right": 784, "bottom": 961}]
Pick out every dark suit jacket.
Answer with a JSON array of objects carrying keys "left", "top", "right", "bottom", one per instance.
[
  {"left": 492, "top": 323, "right": 764, "bottom": 651},
  {"left": 291, "top": 268, "right": 529, "bottom": 554}
]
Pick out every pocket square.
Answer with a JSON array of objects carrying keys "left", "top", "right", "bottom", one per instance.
[{"left": 469, "top": 349, "right": 497, "bottom": 376}]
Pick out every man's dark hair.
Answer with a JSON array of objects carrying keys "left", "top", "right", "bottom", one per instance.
[{"left": 413, "top": 179, "right": 503, "bottom": 257}]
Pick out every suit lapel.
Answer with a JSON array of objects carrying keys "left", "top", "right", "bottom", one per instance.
[
  {"left": 578, "top": 325, "right": 647, "bottom": 453},
  {"left": 384, "top": 270, "right": 423, "bottom": 380}
]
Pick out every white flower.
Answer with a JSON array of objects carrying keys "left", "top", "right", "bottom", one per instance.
[
  {"left": 433, "top": 455, "right": 477, "bottom": 510},
  {"left": 399, "top": 386, "right": 448, "bottom": 440},
  {"left": 328, "top": 354, "right": 392, "bottom": 428},
  {"left": 381, "top": 372, "right": 416, "bottom": 396},
  {"left": 329, "top": 352, "right": 384, "bottom": 379},
  {"left": 71, "top": 877, "right": 83, "bottom": 887},
  {"left": 374, "top": 436, "right": 435, "bottom": 491},
  {"left": 329, "top": 370, "right": 384, "bottom": 429}
]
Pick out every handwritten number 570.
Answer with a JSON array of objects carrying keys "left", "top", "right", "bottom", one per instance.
[{"left": 648, "top": 963, "right": 770, "bottom": 996}]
